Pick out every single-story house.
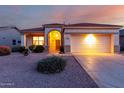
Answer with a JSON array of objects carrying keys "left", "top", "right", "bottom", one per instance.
[
  {"left": 0, "top": 26, "right": 21, "bottom": 47},
  {"left": 20, "top": 23, "right": 123, "bottom": 54}
]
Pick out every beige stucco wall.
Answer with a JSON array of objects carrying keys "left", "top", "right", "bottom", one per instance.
[
  {"left": 21, "top": 33, "right": 26, "bottom": 47},
  {"left": 64, "top": 45, "right": 70, "bottom": 53},
  {"left": 111, "top": 33, "right": 120, "bottom": 53},
  {"left": 26, "top": 35, "right": 33, "bottom": 47},
  {"left": 64, "top": 29, "right": 119, "bottom": 34}
]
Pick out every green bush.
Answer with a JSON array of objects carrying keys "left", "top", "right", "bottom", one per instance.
[
  {"left": 12, "top": 46, "right": 26, "bottom": 53},
  {"left": 0, "top": 46, "right": 11, "bottom": 56},
  {"left": 33, "top": 45, "right": 44, "bottom": 53},
  {"left": 12, "top": 46, "right": 21, "bottom": 52},
  {"left": 37, "top": 56, "right": 66, "bottom": 74},
  {"left": 29, "top": 45, "right": 35, "bottom": 51},
  {"left": 19, "top": 46, "right": 26, "bottom": 53}
]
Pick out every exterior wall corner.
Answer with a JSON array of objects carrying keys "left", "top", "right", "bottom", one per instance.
[
  {"left": 114, "top": 45, "right": 120, "bottom": 53},
  {"left": 21, "top": 33, "right": 26, "bottom": 47},
  {"left": 64, "top": 45, "right": 71, "bottom": 53}
]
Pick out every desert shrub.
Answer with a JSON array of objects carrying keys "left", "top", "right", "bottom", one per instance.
[
  {"left": 12, "top": 46, "right": 26, "bottom": 53},
  {"left": 12, "top": 46, "right": 21, "bottom": 52},
  {"left": 0, "top": 46, "right": 11, "bottom": 56},
  {"left": 33, "top": 45, "right": 44, "bottom": 53},
  {"left": 29, "top": 45, "right": 35, "bottom": 51},
  {"left": 37, "top": 56, "right": 66, "bottom": 74},
  {"left": 18, "top": 46, "right": 26, "bottom": 53}
]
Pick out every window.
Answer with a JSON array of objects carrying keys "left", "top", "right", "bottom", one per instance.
[
  {"left": 18, "top": 40, "right": 21, "bottom": 44},
  {"left": 33, "top": 36, "right": 44, "bottom": 45},
  {"left": 12, "top": 39, "right": 16, "bottom": 45}
]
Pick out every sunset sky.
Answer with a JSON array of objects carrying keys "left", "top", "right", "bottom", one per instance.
[{"left": 0, "top": 5, "right": 124, "bottom": 29}]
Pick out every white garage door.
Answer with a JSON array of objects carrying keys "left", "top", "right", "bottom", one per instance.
[{"left": 71, "top": 34, "right": 112, "bottom": 53}]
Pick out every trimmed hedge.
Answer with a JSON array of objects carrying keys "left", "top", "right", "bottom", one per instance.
[
  {"left": 0, "top": 46, "right": 11, "bottom": 56},
  {"left": 19, "top": 46, "right": 26, "bottom": 53},
  {"left": 12, "top": 46, "right": 20, "bottom": 52},
  {"left": 12, "top": 46, "right": 26, "bottom": 53},
  {"left": 29, "top": 45, "right": 44, "bottom": 53},
  {"left": 29, "top": 45, "right": 35, "bottom": 51},
  {"left": 37, "top": 56, "right": 66, "bottom": 74}
]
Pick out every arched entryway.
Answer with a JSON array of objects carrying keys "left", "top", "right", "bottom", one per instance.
[{"left": 48, "top": 30, "right": 61, "bottom": 53}]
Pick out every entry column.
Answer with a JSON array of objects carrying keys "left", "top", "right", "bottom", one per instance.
[{"left": 21, "top": 33, "right": 26, "bottom": 47}]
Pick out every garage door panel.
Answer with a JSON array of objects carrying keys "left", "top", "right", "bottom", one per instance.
[{"left": 71, "top": 34, "right": 111, "bottom": 53}]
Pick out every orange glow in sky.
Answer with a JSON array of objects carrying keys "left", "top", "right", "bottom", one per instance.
[{"left": 0, "top": 5, "right": 124, "bottom": 29}]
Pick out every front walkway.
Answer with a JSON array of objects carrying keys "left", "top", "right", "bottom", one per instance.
[
  {"left": 0, "top": 53, "right": 98, "bottom": 88},
  {"left": 73, "top": 53, "right": 124, "bottom": 88}
]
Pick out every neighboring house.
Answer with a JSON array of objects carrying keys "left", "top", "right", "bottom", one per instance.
[
  {"left": 20, "top": 23, "right": 123, "bottom": 54},
  {"left": 0, "top": 26, "right": 21, "bottom": 47},
  {"left": 119, "top": 29, "right": 124, "bottom": 51}
]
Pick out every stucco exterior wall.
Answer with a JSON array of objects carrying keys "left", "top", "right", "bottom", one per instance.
[
  {"left": 21, "top": 33, "right": 26, "bottom": 47},
  {"left": 64, "top": 34, "right": 71, "bottom": 52},
  {"left": 113, "top": 33, "right": 120, "bottom": 53},
  {"left": 26, "top": 35, "right": 33, "bottom": 47},
  {"left": 64, "top": 29, "right": 119, "bottom": 34},
  {"left": 0, "top": 28, "right": 21, "bottom": 47}
]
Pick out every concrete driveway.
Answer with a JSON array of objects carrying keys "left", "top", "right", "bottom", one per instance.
[{"left": 73, "top": 53, "right": 124, "bottom": 88}]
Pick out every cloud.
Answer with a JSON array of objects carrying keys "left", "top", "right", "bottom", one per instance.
[{"left": 0, "top": 5, "right": 124, "bottom": 29}]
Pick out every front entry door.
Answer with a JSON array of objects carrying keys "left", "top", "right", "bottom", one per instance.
[
  {"left": 48, "top": 31, "right": 61, "bottom": 53},
  {"left": 56, "top": 40, "right": 60, "bottom": 51}
]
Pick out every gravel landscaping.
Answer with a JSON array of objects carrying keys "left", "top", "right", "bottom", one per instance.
[{"left": 0, "top": 53, "right": 98, "bottom": 88}]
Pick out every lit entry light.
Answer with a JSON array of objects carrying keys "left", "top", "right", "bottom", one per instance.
[
  {"left": 84, "top": 34, "right": 96, "bottom": 45},
  {"left": 56, "top": 34, "right": 58, "bottom": 37}
]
